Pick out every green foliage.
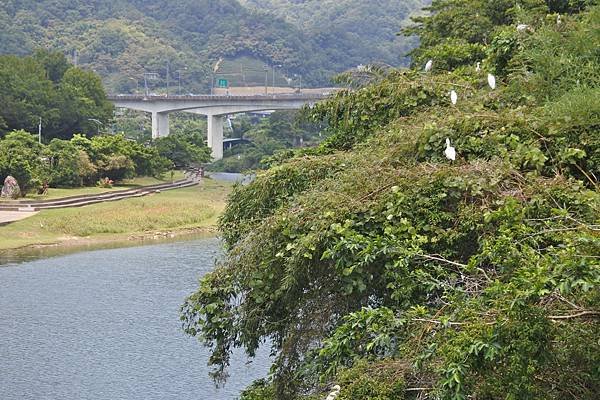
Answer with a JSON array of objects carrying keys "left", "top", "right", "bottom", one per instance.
[
  {"left": 335, "top": 360, "right": 406, "bottom": 400},
  {"left": 218, "top": 155, "right": 346, "bottom": 247},
  {"left": 0, "top": 130, "right": 44, "bottom": 193},
  {"left": 0, "top": 0, "right": 427, "bottom": 90},
  {"left": 509, "top": 6, "right": 600, "bottom": 101},
  {"left": 0, "top": 131, "right": 176, "bottom": 194},
  {"left": 0, "top": 51, "right": 113, "bottom": 140},
  {"left": 310, "top": 70, "right": 450, "bottom": 151},
  {"left": 241, "top": 0, "right": 424, "bottom": 70},
  {"left": 87, "top": 134, "right": 171, "bottom": 181},
  {"left": 182, "top": 3, "right": 600, "bottom": 400},
  {"left": 403, "top": 0, "right": 514, "bottom": 69},
  {"left": 240, "top": 379, "right": 277, "bottom": 400},
  {"left": 44, "top": 139, "right": 91, "bottom": 187},
  {"left": 211, "top": 111, "right": 324, "bottom": 173},
  {"left": 154, "top": 134, "right": 211, "bottom": 168}
]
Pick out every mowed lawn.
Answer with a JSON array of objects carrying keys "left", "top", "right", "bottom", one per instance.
[
  {"left": 0, "top": 179, "right": 231, "bottom": 250},
  {"left": 0, "top": 171, "right": 187, "bottom": 201}
]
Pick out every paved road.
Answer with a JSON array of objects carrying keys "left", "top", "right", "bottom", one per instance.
[{"left": 0, "top": 211, "right": 38, "bottom": 225}]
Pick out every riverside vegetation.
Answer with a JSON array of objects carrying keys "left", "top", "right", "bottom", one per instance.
[
  {"left": 0, "top": 180, "right": 231, "bottom": 251},
  {"left": 181, "top": 1, "right": 600, "bottom": 400},
  {"left": 0, "top": 50, "right": 221, "bottom": 250},
  {"left": 0, "top": 51, "right": 211, "bottom": 197}
]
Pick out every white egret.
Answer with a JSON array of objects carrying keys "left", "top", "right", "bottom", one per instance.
[
  {"left": 325, "top": 392, "right": 339, "bottom": 400},
  {"left": 557, "top": 14, "right": 562, "bottom": 25},
  {"left": 487, "top": 73, "right": 496, "bottom": 89},
  {"left": 516, "top": 24, "right": 529, "bottom": 32},
  {"left": 424, "top": 59, "right": 433, "bottom": 72},
  {"left": 444, "top": 138, "right": 456, "bottom": 161},
  {"left": 476, "top": 62, "right": 481, "bottom": 72},
  {"left": 450, "top": 90, "right": 458, "bottom": 105},
  {"left": 324, "top": 385, "right": 341, "bottom": 400}
]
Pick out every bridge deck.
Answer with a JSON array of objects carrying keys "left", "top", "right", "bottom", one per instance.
[{"left": 108, "top": 94, "right": 330, "bottom": 101}]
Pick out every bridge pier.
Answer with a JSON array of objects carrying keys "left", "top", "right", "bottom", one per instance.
[
  {"left": 207, "top": 115, "right": 224, "bottom": 161},
  {"left": 151, "top": 112, "right": 170, "bottom": 139}
]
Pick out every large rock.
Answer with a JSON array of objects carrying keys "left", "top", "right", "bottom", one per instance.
[{"left": 1, "top": 176, "right": 21, "bottom": 199}]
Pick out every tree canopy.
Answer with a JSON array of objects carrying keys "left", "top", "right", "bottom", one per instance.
[{"left": 0, "top": 50, "right": 113, "bottom": 140}]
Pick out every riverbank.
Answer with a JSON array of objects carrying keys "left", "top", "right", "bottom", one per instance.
[
  {"left": 0, "top": 172, "right": 186, "bottom": 202},
  {"left": 0, "top": 178, "right": 231, "bottom": 254}
]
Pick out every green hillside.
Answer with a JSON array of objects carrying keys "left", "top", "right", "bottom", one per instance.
[
  {"left": 0, "top": 0, "right": 425, "bottom": 93},
  {"left": 240, "top": 0, "right": 425, "bottom": 68}
]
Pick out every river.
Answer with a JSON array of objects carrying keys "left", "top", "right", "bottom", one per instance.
[{"left": 0, "top": 238, "right": 271, "bottom": 400}]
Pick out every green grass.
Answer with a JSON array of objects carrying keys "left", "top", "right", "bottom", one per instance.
[
  {"left": 1, "top": 171, "right": 186, "bottom": 201},
  {"left": 0, "top": 178, "right": 231, "bottom": 251}
]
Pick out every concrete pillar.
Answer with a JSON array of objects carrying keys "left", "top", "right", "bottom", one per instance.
[
  {"left": 151, "top": 112, "right": 170, "bottom": 139},
  {"left": 207, "top": 115, "right": 224, "bottom": 160}
]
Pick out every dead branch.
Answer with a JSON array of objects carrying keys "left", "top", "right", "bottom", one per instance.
[{"left": 548, "top": 310, "right": 600, "bottom": 320}]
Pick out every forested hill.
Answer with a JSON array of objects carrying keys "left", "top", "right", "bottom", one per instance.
[
  {"left": 0, "top": 0, "right": 426, "bottom": 93},
  {"left": 239, "top": 0, "right": 424, "bottom": 71}
]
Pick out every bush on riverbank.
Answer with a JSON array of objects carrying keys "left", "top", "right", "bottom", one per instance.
[
  {"left": 0, "top": 130, "right": 213, "bottom": 196},
  {"left": 182, "top": 2, "right": 600, "bottom": 400}
]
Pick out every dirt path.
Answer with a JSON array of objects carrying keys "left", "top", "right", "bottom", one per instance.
[{"left": 0, "top": 211, "right": 38, "bottom": 225}]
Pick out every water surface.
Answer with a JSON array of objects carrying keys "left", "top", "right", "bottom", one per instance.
[{"left": 0, "top": 238, "right": 270, "bottom": 400}]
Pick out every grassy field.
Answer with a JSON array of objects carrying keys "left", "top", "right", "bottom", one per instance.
[
  {"left": 0, "top": 171, "right": 186, "bottom": 201},
  {"left": 0, "top": 178, "right": 231, "bottom": 251}
]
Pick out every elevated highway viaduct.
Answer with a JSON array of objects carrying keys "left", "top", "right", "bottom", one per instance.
[{"left": 108, "top": 94, "right": 329, "bottom": 160}]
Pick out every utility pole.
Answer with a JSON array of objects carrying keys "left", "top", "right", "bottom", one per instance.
[
  {"left": 177, "top": 67, "right": 187, "bottom": 95},
  {"left": 272, "top": 64, "right": 282, "bottom": 94},
  {"left": 143, "top": 72, "right": 159, "bottom": 97},
  {"left": 264, "top": 66, "right": 269, "bottom": 95},
  {"left": 166, "top": 61, "right": 170, "bottom": 96},
  {"left": 38, "top": 117, "right": 42, "bottom": 144},
  {"left": 212, "top": 58, "right": 222, "bottom": 96}
]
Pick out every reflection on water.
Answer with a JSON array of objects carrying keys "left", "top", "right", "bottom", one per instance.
[
  {"left": 0, "top": 233, "right": 216, "bottom": 267},
  {"left": 0, "top": 238, "right": 270, "bottom": 400}
]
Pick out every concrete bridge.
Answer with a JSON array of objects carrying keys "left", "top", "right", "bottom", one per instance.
[{"left": 108, "top": 94, "right": 328, "bottom": 160}]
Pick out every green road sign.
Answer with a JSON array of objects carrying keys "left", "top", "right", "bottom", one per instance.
[{"left": 218, "top": 79, "right": 228, "bottom": 88}]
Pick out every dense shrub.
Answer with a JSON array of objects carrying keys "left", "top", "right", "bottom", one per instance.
[
  {"left": 0, "top": 130, "right": 43, "bottom": 193},
  {"left": 0, "top": 130, "right": 186, "bottom": 195},
  {"left": 182, "top": 3, "right": 600, "bottom": 400}
]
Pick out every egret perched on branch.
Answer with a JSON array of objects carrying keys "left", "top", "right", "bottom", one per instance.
[
  {"left": 450, "top": 90, "right": 458, "bottom": 105},
  {"left": 476, "top": 62, "right": 481, "bottom": 72},
  {"left": 424, "top": 59, "right": 433, "bottom": 72},
  {"left": 444, "top": 138, "right": 456, "bottom": 161},
  {"left": 487, "top": 73, "right": 496, "bottom": 90}
]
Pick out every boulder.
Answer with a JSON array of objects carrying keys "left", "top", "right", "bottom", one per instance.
[{"left": 1, "top": 176, "right": 21, "bottom": 199}]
